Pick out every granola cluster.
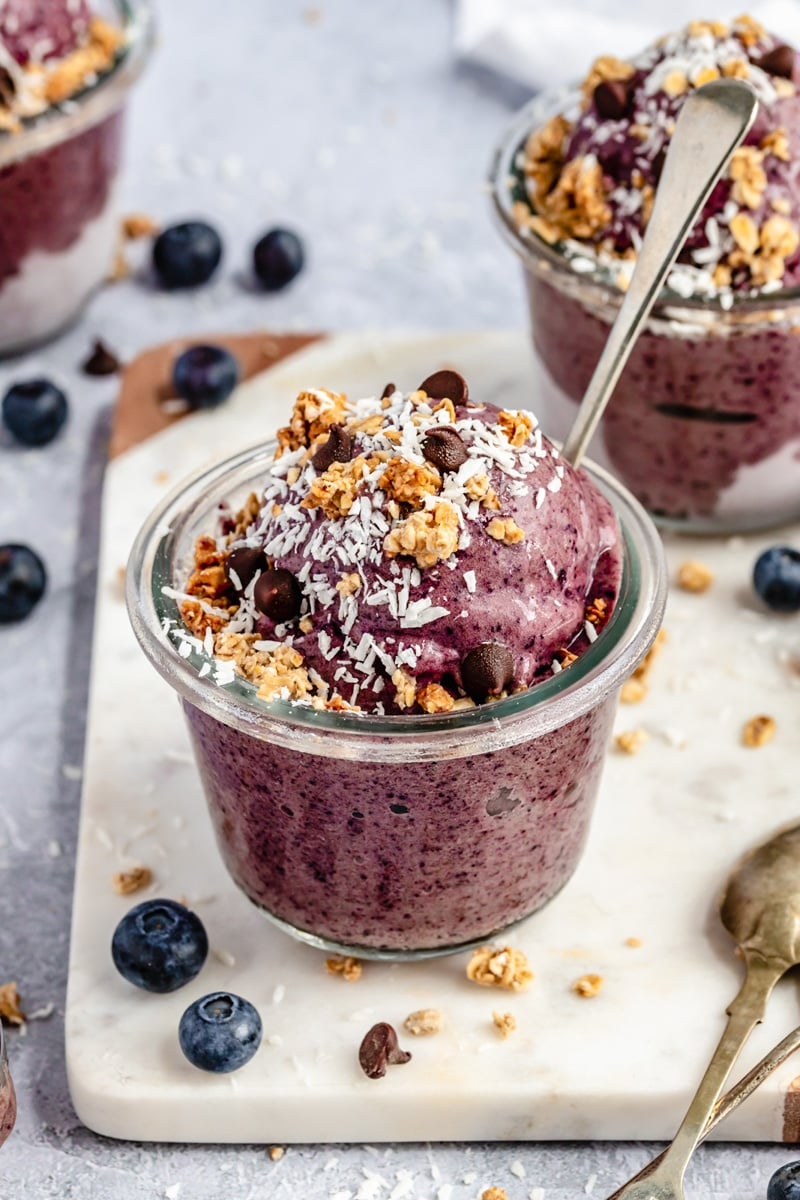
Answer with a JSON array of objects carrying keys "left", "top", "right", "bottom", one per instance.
[
  {"left": 511, "top": 16, "right": 800, "bottom": 297},
  {"left": 0, "top": 16, "right": 124, "bottom": 132},
  {"left": 166, "top": 375, "right": 621, "bottom": 716}
]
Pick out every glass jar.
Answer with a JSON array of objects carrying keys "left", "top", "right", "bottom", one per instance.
[
  {"left": 0, "top": 1, "right": 154, "bottom": 356},
  {"left": 126, "top": 439, "right": 666, "bottom": 960},
  {"left": 489, "top": 88, "right": 800, "bottom": 534},
  {"left": 0, "top": 1024, "right": 16, "bottom": 1147}
]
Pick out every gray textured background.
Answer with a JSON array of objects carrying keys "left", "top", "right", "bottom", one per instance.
[{"left": 0, "top": 1, "right": 796, "bottom": 1195}]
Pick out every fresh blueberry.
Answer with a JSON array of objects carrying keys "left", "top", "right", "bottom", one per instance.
[
  {"left": 2, "top": 378, "right": 68, "bottom": 446},
  {"left": 172, "top": 345, "right": 240, "bottom": 409},
  {"left": 179, "top": 992, "right": 262, "bottom": 1073},
  {"left": 152, "top": 220, "right": 223, "bottom": 289},
  {"left": 253, "top": 228, "right": 305, "bottom": 291},
  {"left": 768, "top": 1161, "right": 800, "bottom": 1200},
  {"left": 0, "top": 544, "right": 46, "bottom": 623},
  {"left": 111, "top": 898, "right": 208, "bottom": 993},
  {"left": 753, "top": 546, "right": 800, "bottom": 613}
]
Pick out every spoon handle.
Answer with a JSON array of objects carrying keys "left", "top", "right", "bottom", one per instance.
[
  {"left": 607, "top": 956, "right": 784, "bottom": 1200},
  {"left": 605, "top": 1021, "right": 800, "bottom": 1200},
  {"left": 561, "top": 79, "right": 758, "bottom": 469}
]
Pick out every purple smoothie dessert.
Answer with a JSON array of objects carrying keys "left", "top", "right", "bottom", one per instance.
[
  {"left": 491, "top": 15, "right": 800, "bottom": 531},
  {"left": 128, "top": 372, "right": 667, "bottom": 956},
  {"left": 0, "top": 1, "right": 152, "bottom": 354}
]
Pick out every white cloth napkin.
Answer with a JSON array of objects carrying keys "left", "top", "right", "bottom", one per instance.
[{"left": 454, "top": 0, "right": 800, "bottom": 91}]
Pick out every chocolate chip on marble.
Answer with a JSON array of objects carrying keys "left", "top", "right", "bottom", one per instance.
[
  {"left": 82, "top": 338, "right": 121, "bottom": 376},
  {"left": 422, "top": 426, "right": 469, "bottom": 473},
  {"left": 755, "top": 43, "right": 795, "bottom": 79},
  {"left": 461, "top": 642, "right": 514, "bottom": 703},
  {"left": 225, "top": 545, "right": 266, "bottom": 590},
  {"left": 358, "top": 1022, "right": 412, "bottom": 1080},
  {"left": 418, "top": 369, "right": 468, "bottom": 405},
  {"left": 311, "top": 423, "right": 353, "bottom": 472},
  {"left": 253, "top": 567, "right": 302, "bottom": 622},
  {"left": 380, "top": 382, "right": 397, "bottom": 399},
  {"left": 593, "top": 79, "right": 633, "bottom": 121}
]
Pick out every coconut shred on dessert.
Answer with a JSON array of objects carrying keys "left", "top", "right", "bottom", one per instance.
[
  {"left": 511, "top": 14, "right": 800, "bottom": 299},
  {"left": 0, "top": 1, "right": 132, "bottom": 353},
  {"left": 165, "top": 372, "right": 622, "bottom": 716}
]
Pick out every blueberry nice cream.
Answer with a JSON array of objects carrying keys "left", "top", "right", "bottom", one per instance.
[{"left": 129, "top": 371, "right": 666, "bottom": 955}]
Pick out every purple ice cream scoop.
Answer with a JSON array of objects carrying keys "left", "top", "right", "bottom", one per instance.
[{"left": 180, "top": 376, "right": 621, "bottom": 716}]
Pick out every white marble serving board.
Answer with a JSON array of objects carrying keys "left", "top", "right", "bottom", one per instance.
[{"left": 66, "top": 330, "right": 800, "bottom": 1144}]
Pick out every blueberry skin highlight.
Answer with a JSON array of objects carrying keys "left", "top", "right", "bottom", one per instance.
[
  {"left": 111, "top": 898, "right": 209, "bottom": 993},
  {"left": 172, "top": 344, "right": 240, "bottom": 409},
  {"left": 2, "top": 378, "right": 68, "bottom": 446},
  {"left": 768, "top": 1161, "right": 800, "bottom": 1200},
  {"left": 753, "top": 546, "right": 800, "bottom": 613},
  {"left": 179, "top": 992, "right": 263, "bottom": 1073},
  {"left": 152, "top": 221, "right": 223, "bottom": 289},
  {"left": 0, "top": 544, "right": 47, "bottom": 623},
  {"left": 253, "top": 228, "right": 305, "bottom": 291}
]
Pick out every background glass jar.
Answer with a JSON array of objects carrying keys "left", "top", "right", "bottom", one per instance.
[
  {"left": 127, "top": 440, "right": 666, "bottom": 960},
  {"left": 0, "top": 1, "right": 153, "bottom": 356},
  {"left": 490, "top": 88, "right": 800, "bottom": 534}
]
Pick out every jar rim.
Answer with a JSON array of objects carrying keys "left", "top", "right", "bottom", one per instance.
[
  {"left": 488, "top": 84, "right": 800, "bottom": 316},
  {"left": 126, "top": 438, "right": 667, "bottom": 761},
  {"left": 0, "top": 0, "right": 154, "bottom": 166}
]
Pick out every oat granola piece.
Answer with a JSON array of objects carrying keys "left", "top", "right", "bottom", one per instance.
[
  {"left": 383, "top": 501, "right": 460, "bottom": 568},
  {"left": 335, "top": 572, "right": 362, "bottom": 596},
  {"left": 620, "top": 626, "right": 666, "bottom": 703},
  {"left": 625, "top": 937, "right": 643, "bottom": 948},
  {"left": 481, "top": 1189, "right": 510, "bottom": 1200},
  {"left": 112, "top": 866, "right": 153, "bottom": 896},
  {"left": 729, "top": 146, "right": 768, "bottom": 211},
  {"left": 44, "top": 17, "right": 124, "bottom": 105},
  {"left": 615, "top": 729, "right": 649, "bottom": 755},
  {"left": 497, "top": 409, "right": 533, "bottom": 448},
  {"left": 301, "top": 457, "right": 368, "bottom": 519},
  {"left": 391, "top": 668, "right": 417, "bottom": 711},
  {"left": 122, "top": 213, "right": 160, "bottom": 240},
  {"left": 572, "top": 973, "right": 604, "bottom": 998},
  {"left": 492, "top": 1011, "right": 517, "bottom": 1039},
  {"left": 0, "top": 982, "right": 25, "bottom": 1026},
  {"left": 416, "top": 682, "right": 455, "bottom": 714},
  {"left": 581, "top": 54, "right": 635, "bottom": 105},
  {"left": 620, "top": 678, "right": 648, "bottom": 704},
  {"left": 268, "top": 1146, "right": 285, "bottom": 1161},
  {"left": 379, "top": 457, "right": 441, "bottom": 507},
  {"left": 486, "top": 517, "right": 526, "bottom": 545},
  {"left": 277, "top": 388, "right": 348, "bottom": 454},
  {"left": 676, "top": 560, "right": 714, "bottom": 593},
  {"left": 464, "top": 473, "right": 500, "bottom": 510},
  {"left": 466, "top": 945, "right": 534, "bottom": 992},
  {"left": 742, "top": 714, "right": 776, "bottom": 747},
  {"left": 522, "top": 113, "right": 573, "bottom": 211},
  {"left": 760, "top": 127, "right": 790, "bottom": 162},
  {"left": 325, "top": 954, "right": 363, "bottom": 981},
  {"left": 585, "top": 596, "right": 609, "bottom": 625},
  {"left": 403, "top": 1008, "right": 443, "bottom": 1036}
]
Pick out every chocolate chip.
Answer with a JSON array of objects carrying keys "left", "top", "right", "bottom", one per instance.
[
  {"left": 311, "top": 423, "right": 353, "bottom": 472},
  {"left": 593, "top": 79, "right": 633, "bottom": 121},
  {"left": 418, "top": 369, "right": 468, "bottom": 405},
  {"left": 755, "top": 43, "right": 795, "bottom": 79},
  {"left": 225, "top": 545, "right": 266, "bottom": 590},
  {"left": 461, "top": 643, "right": 514, "bottom": 704},
  {"left": 380, "top": 382, "right": 397, "bottom": 399},
  {"left": 82, "top": 338, "right": 121, "bottom": 376},
  {"left": 358, "top": 1022, "right": 412, "bottom": 1080},
  {"left": 422, "top": 426, "right": 469, "bottom": 473},
  {"left": 254, "top": 568, "right": 302, "bottom": 622}
]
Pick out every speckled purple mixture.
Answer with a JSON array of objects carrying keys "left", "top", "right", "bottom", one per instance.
[
  {"left": 184, "top": 696, "right": 616, "bottom": 951},
  {"left": 0, "top": 0, "right": 90, "bottom": 65},
  {"left": 168, "top": 379, "right": 624, "bottom": 950}
]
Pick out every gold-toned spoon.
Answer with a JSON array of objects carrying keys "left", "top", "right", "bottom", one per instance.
[
  {"left": 605, "top": 821, "right": 800, "bottom": 1200},
  {"left": 561, "top": 78, "right": 758, "bottom": 469}
]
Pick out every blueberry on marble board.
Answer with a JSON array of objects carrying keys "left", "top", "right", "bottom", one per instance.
[
  {"left": 172, "top": 345, "right": 240, "bottom": 409},
  {"left": 0, "top": 544, "right": 46, "bottom": 623},
  {"left": 2, "top": 378, "right": 68, "bottom": 446},
  {"left": 768, "top": 1161, "right": 800, "bottom": 1200},
  {"left": 753, "top": 546, "right": 800, "bottom": 613},
  {"left": 111, "top": 898, "right": 208, "bottom": 993},
  {"left": 179, "top": 992, "right": 262, "bottom": 1073},
  {"left": 152, "top": 220, "right": 223, "bottom": 288},
  {"left": 252, "top": 228, "right": 305, "bottom": 291}
]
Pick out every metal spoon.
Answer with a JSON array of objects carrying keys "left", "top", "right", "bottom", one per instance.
[
  {"left": 561, "top": 79, "right": 758, "bottom": 469},
  {"left": 605, "top": 821, "right": 800, "bottom": 1200}
]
